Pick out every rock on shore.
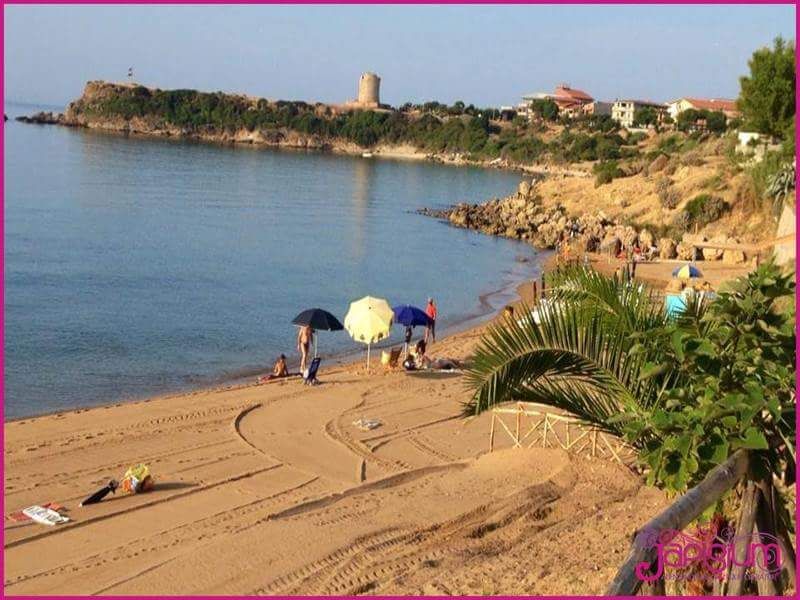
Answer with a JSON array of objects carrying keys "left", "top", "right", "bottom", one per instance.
[
  {"left": 419, "top": 180, "right": 749, "bottom": 264},
  {"left": 15, "top": 111, "right": 64, "bottom": 125}
]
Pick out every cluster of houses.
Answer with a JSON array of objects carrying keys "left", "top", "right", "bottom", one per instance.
[{"left": 508, "top": 83, "right": 740, "bottom": 129}]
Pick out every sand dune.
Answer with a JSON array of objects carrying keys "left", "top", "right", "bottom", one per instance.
[{"left": 4, "top": 316, "right": 668, "bottom": 596}]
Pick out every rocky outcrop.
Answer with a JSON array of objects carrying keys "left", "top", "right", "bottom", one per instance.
[
  {"left": 15, "top": 111, "right": 64, "bottom": 125},
  {"left": 647, "top": 154, "right": 669, "bottom": 175},
  {"left": 419, "top": 179, "right": 656, "bottom": 251},
  {"left": 659, "top": 238, "right": 677, "bottom": 259}
]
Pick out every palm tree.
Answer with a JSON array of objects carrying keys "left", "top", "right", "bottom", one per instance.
[{"left": 464, "top": 265, "right": 698, "bottom": 449}]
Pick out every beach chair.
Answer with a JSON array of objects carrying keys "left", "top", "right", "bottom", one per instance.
[
  {"left": 303, "top": 357, "right": 321, "bottom": 386},
  {"left": 382, "top": 347, "right": 402, "bottom": 369}
]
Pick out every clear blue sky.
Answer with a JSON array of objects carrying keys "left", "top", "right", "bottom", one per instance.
[{"left": 3, "top": 4, "right": 795, "bottom": 108}]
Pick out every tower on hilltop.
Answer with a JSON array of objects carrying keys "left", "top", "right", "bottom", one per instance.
[{"left": 357, "top": 72, "right": 380, "bottom": 107}]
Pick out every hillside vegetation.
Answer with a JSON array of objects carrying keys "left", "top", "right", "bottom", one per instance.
[{"left": 66, "top": 81, "right": 647, "bottom": 165}]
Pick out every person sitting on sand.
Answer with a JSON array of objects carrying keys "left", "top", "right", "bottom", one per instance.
[
  {"left": 419, "top": 356, "right": 463, "bottom": 371},
  {"left": 403, "top": 339, "right": 427, "bottom": 371},
  {"left": 273, "top": 354, "right": 288, "bottom": 377},
  {"left": 258, "top": 354, "right": 289, "bottom": 383},
  {"left": 414, "top": 339, "right": 427, "bottom": 360},
  {"left": 700, "top": 281, "right": 717, "bottom": 301},
  {"left": 297, "top": 326, "right": 314, "bottom": 373}
]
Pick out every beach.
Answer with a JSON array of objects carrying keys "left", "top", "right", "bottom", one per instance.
[
  {"left": 5, "top": 251, "right": 754, "bottom": 596},
  {"left": 3, "top": 254, "right": 698, "bottom": 596}
]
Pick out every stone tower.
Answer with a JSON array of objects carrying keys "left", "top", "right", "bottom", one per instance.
[{"left": 357, "top": 72, "right": 380, "bottom": 107}]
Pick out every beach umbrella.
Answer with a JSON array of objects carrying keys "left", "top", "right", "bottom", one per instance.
[
  {"left": 292, "top": 308, "right": 344, "bottom": 357},
  {"left": 392, "top": 305, "right": 431, "bottom": 356},
  {"left": 344, "top": 296, "right": 393, "bottom": 368},
  {"left": 672, "top": 264, "right": 703, "bottom": 279},
  {"left": 391, "top": 305, "right": 431, "bottom": 327}
]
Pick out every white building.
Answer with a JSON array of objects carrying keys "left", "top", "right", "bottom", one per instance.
[{"left": 611, "top": 99, "right": 667, "bottom": 128}]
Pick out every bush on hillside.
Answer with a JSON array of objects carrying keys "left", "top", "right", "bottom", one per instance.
[
  {"left": 593, "top": 161, "right": 624, "bottom": 187},
  {"left": 656, "top": 177, "right": 680, "bottom": 209},
  {"left": 684, "top": 193, "right": 729, "bottom": 226}
]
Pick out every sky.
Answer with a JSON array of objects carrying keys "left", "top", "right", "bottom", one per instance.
[{"left": 3, "top": 4, "right": 796, "bottom": 108}]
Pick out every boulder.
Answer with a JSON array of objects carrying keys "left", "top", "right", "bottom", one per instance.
[
  {"left": 639, "top": 229, "right": 655, "bottom": 249},
  {"left": 647, "top": 154, "right": 669, "bottom": 175},
  {"left": 534, "top": 222, "right": 561, "bottom": 248},
  {"left": 581, "top": 234, "right": 601, "bottom": 253},
  {"left": 659, "top": 238, "right": 677, "bottom": 259},
  {"left": 676, "top": 242, "right": 701, "bottom": 261},
  {"left": 600, "top": 234, "right": 621, "bottom": 255},
  {"left": 518, "top": 180, "right": 531, "bottom": 197},
  {"left": 722, "top": 248, "right": 747, "bottom": 265},
  {"left": 677, "top": 233, "right": 706, "bottom": 261},
  {"left": 702, "top": 235, "right": 726, "bottom": 261}
]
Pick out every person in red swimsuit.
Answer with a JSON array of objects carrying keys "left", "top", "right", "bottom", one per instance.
[{"left": 425, "top": 298, "right": 438, "bottom": 344}]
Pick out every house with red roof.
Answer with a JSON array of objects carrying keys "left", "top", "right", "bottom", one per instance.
[
  {"left": 667, "top": 97, "right": 740, "bottom": 121},
  {"left": 519, "top": 83, "right": 594, "bottom": 119}
]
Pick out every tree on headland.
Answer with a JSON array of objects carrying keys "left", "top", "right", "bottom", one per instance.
[
  {"left": 676, "top": 108, "right": 727, "bottom": 134},
  {"left": 528, "top": 98, "right": 559, "bottom": 121},
  {"left": 633, "top": 106, "right": 659, "bottom": 128},
  {"left": 737, "top": 36, "right": 796, "bottom": 138}
]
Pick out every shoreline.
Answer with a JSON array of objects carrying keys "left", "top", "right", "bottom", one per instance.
[
  {"left": 4, "top": 250, "right": 549, "bottom": 423},
  {"left": 5, "top": 250, "right": 753, "bottom": 595},
  {"left": 12, "top": 109, "right": 589, "bottom": 178}
]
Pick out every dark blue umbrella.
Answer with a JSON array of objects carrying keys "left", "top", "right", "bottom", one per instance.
[
  {"left": 292, "top": 308, "right": 344, "bottom": 331},
  {"left": 292, "top": 308, "right": 344, "bottom": 358},
  {"left": 392, "top": 305, "right": 431, "bottom": 327}
]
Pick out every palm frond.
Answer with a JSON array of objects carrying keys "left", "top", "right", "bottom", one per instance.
[{"left": 466, "top": 266, "right": 686, "bottom": 444}]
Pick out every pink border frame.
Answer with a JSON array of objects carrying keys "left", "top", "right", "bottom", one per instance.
[{"left": 1, "top": 2, "right": 797, "bottom": 599}]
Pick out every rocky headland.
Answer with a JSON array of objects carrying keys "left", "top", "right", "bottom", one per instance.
[{"left": 419, "top": 179, "right": 750, "bottom": 264}]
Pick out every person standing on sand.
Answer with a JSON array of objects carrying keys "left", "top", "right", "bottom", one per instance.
[
  {"left": 425, "top": 298, "right": 437, "bottom": 344},
  {"left": 297, "top": 325, "right": 314, "bottom": 373}
]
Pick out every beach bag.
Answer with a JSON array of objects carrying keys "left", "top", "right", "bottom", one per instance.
[{"left": 120, "top": 463, "right": 154, "bottom": 494}]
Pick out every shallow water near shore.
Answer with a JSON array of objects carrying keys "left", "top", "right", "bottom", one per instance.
[{"left": 4, "top": 102, "right": 542, "bottom": 419}]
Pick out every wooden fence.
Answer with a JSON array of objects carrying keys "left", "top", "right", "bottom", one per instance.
[{"left": 488, "top": 402, "right": 637, "bottom": 467}]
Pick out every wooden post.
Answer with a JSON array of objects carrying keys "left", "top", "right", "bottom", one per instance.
[
  {"left": 753, "top": 518, "right": 780, "bottom": 597},
  {"left": 639, "top": 578, "right": 665, "bottom": 596},
  {"left": 754, "top": 477, "right": 792, "bottom": 591},
  {"left": 489, "top": 414, "right": 495, "bottom": 453},
  {"left": 606, "top": 451, "right": 749, "bottom": 596},
  {"left": 725, "top": 480, "right": 759, "bottom": 596}
]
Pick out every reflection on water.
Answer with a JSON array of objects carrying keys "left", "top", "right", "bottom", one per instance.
[
  {"left": 4, "top": 108, "right": 540, "bottom": 419},
  {"left": 350, "top": 158, "right": 373, "bottom": 261}
]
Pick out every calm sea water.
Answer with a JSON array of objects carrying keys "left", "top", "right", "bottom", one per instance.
[{"left": 4, "top": 102, "right": 543, "bottom": 419}]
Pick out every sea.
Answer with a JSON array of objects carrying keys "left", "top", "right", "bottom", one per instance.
[{"left": 3, "top": 101, "right": 545, "bottom": 420}]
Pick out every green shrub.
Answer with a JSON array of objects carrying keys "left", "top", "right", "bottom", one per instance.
[
  {"left": 593, "top": 161, "right": 623, "bottom": 187},
  {"left": 683, "top": 193, "right": 729, "bottom": 226},
  {"left": 626, "top": 131, "right": 647, "bottom": 145}
]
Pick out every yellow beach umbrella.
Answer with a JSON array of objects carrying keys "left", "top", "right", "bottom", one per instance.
[{"left": 344, "top": 296, "right": 393, "bottom": 368}]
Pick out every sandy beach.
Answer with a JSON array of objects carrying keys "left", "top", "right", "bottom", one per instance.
[{"left": 4, "top": 255, "right": 753, "bottom": 596}]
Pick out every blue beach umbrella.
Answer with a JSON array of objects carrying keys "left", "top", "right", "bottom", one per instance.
[
  {"left": 672, "top": 264, "right": 703, "bottom": 279},
  {"left": 392, "top": 305, "right": 432, "bottom": 327}
]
